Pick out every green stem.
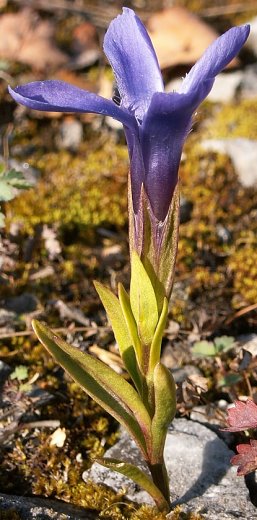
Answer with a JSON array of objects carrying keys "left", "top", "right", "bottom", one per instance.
[{"left": 147, "top": 460, "right": 171, "bottom": 511}]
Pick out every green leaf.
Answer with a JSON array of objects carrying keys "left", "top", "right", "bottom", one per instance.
[
  {"left": 149, "top": 298, "right": 168, "bottom": 373},
  {"left": 95, "top": 457, "right": 169, "bottom": 512},
  {"left": 94, "top": 281, "right": 131, "bottom": 355},
  {"left": 214, "top": 335, "right": 235, "bottom": 353},
  {"left": 0, "top": 180, "right": 14, "bottom": 201},
  {"left": 4, "top": 169, "right": 32, "bottom": 189},
  {"left": 151, "top": 363, "right": 176, "bottom": 462},
  {"left": 130, "top": 251, "right": 158, "bottom": 346},
  {"left": 193, "top": 336, "right": 235, "bottom": 358},
  {"left": 32, "top": 320, "right": 151, "bottom": 457},
  {"left": 217, "top": 373, "right": 242, "bottom": 388},
  {"left": 10, "top": 365, "right": 28, "bottom": 381},
  {"left": 192, "top": 340, "right": 216, "bottom": 357},
  {"left": 94, "top": 281, "right": 142, "bottom": 392},
  {"left": 118, "top": 283, "right": 142, "bottom": 363}
]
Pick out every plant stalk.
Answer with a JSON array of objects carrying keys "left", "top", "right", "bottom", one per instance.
[{"left": 148, "top": 460, "right": 171, "bottom": 511}]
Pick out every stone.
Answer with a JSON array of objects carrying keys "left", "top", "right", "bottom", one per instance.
[
  {"left": 238, "top": 334, "right": 257, "bottom": 358},
  {"left": 83, "top": 419, "right": 257, "bottom": 519},
  {"left": 58, "top": 117, "right": 83, "bottom": 151},
  {"left": 0, "top": 493, "right": 95, "bottom": 520},
  {"left": 202, "top": 138, "right": 257, "bottom": 187},
  {"left": 239, "top": 64, "right": 257, "bottom": 99},
  {"left": 166, "top": 71, "right": 243, "bottom": 104},
  {"left": 207, "top": 71, "right": 243, "bottom": 103},
  {"left": 216, "top": 224, "right": 232, "bottom": 244},
  {"left": 4, "top": 293, "right": 38, "bottom": 314},
  {"left": 171, "top": 364, "right": 202, "bottom": 384},
  {"left": 0, "top": 308, "right": 17, "bottom": 327}
]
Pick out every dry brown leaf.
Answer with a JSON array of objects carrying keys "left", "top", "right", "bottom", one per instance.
[
  {"left": 89, "top": 344, "right": 124, "bottom": 374},
  {"left": 147, "top": 7, "right": 238, "bottom": 70},
  {"left": 188, "top": 373, "right": 209, "bottom": 394},
  {"left": 0, "top": 8, "right": 67, "bottom": 70}
]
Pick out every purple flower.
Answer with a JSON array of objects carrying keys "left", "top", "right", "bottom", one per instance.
[
  {"left": 9, "top": 8, "right": 249, "bottom": 223},
  {"left": 9, "top": 9, "right": 249, "bottom": 304}
]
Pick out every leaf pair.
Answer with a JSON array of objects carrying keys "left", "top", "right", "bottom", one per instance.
[
  {"left": 32, "top": 252, "right": 175, "bottom": 510},
  {"left": 94, "top": 280, "right": 142, "bottom": 391},
  {"left": 95, "top": 252, "right": 168, "bottom": 381},
  {"left": 32, "top": 320, "right": 152, "bottom": 458}
]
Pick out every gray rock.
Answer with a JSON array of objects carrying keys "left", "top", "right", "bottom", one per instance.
[
  {"left": 83, "top": 419, "right": 257, "bottom": 519},
  {"left": 216, "top": 224, "right": 232, "bottom": 244},
  {"left": 171, "top": 364, "right": 202, "bottom": 384},
  {"left": 58, "top": 118, "right": 83, "bottom": 151},
  {"left": 0, "top": 493, "right": 95, "bottom": 520},
  {"left": 165, "top": 77, "right": 183, "bottom": 95},
  {"left": 202, "top": 138, "right": 257, "bottom": 187},
  {"left": 4, "top": 293, "right": 38, "bottom": 314},
  {"left": 239, "top": 334, "right": 257, "bottom": 355},
  {"left": 166, "top": 72, "right": 243, "bottom": 103},
  {"left": 207, "top": 72, "right": 243, "bottom": 103},
  {"left": 240, "top": 64, "right": 257, "bottom": 99},
  {"left": 0, "top": 308, "right": 17, "bottom": 327}
]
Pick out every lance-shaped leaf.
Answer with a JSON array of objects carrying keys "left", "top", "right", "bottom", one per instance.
[
  {"left": 151, "top": 363, "right": 176, "bottom": 463},
  {"left": 118, "top": 282, "right": 142, "bottom": 363},
  {"left": 149, "top": 297, "right": 168, "bottom": 374},
  {"left": 95, "top": 457, "right": 170, "bottom": 512},
  {"left": 130, "top": 251, "right": 158, "bottom": 346},
  {"left": 94, "top": 281, "right": 141, "bottom": 391},
  {"left": 32, "top": 320, "right": 151, "bottom": 457}
]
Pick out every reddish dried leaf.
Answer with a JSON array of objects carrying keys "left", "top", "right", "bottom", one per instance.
[
  {"left": 231, "top": 439, "right": 257, "bottom": 475},
  {"left": 224, "top": 400, "right": 257, "bottom": 432}
]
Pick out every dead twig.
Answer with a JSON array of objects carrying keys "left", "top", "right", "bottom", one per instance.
[
  {"left": 225, "top": 302, "right": 257, "bottom": 325},
  {"left": 0, "top": 325, "right": 109, "bottom": 340},
  {"left": 201, "top": 2, "right": 257, "bottom": 17},
  {"left": 9, "top": 0, "right": 123, "bottom": 28}
]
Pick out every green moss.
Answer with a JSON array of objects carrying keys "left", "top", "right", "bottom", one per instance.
[
  {"left": 171, "top": 137, "right": 257, "bottom": 324},
  {"left": 6, "top": 142, "right": 128, "bottom": 233},
  {"left": 206, "top": 99, "right": 257, "bottom": 140},
  {"left": 228, "top": 239, "right": 257, "bottom": 308}
]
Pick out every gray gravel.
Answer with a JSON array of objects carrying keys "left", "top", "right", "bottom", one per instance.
[{"left": 84, "top": 418, "right": 257, "bottom": 519}]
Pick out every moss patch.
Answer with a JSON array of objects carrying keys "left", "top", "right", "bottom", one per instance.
[
  {"left": 205, "top": 99, "right": 257, "bottom": 140},
  {"left": 6, "top": 139, "right": 128, "bottom": 233}
]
